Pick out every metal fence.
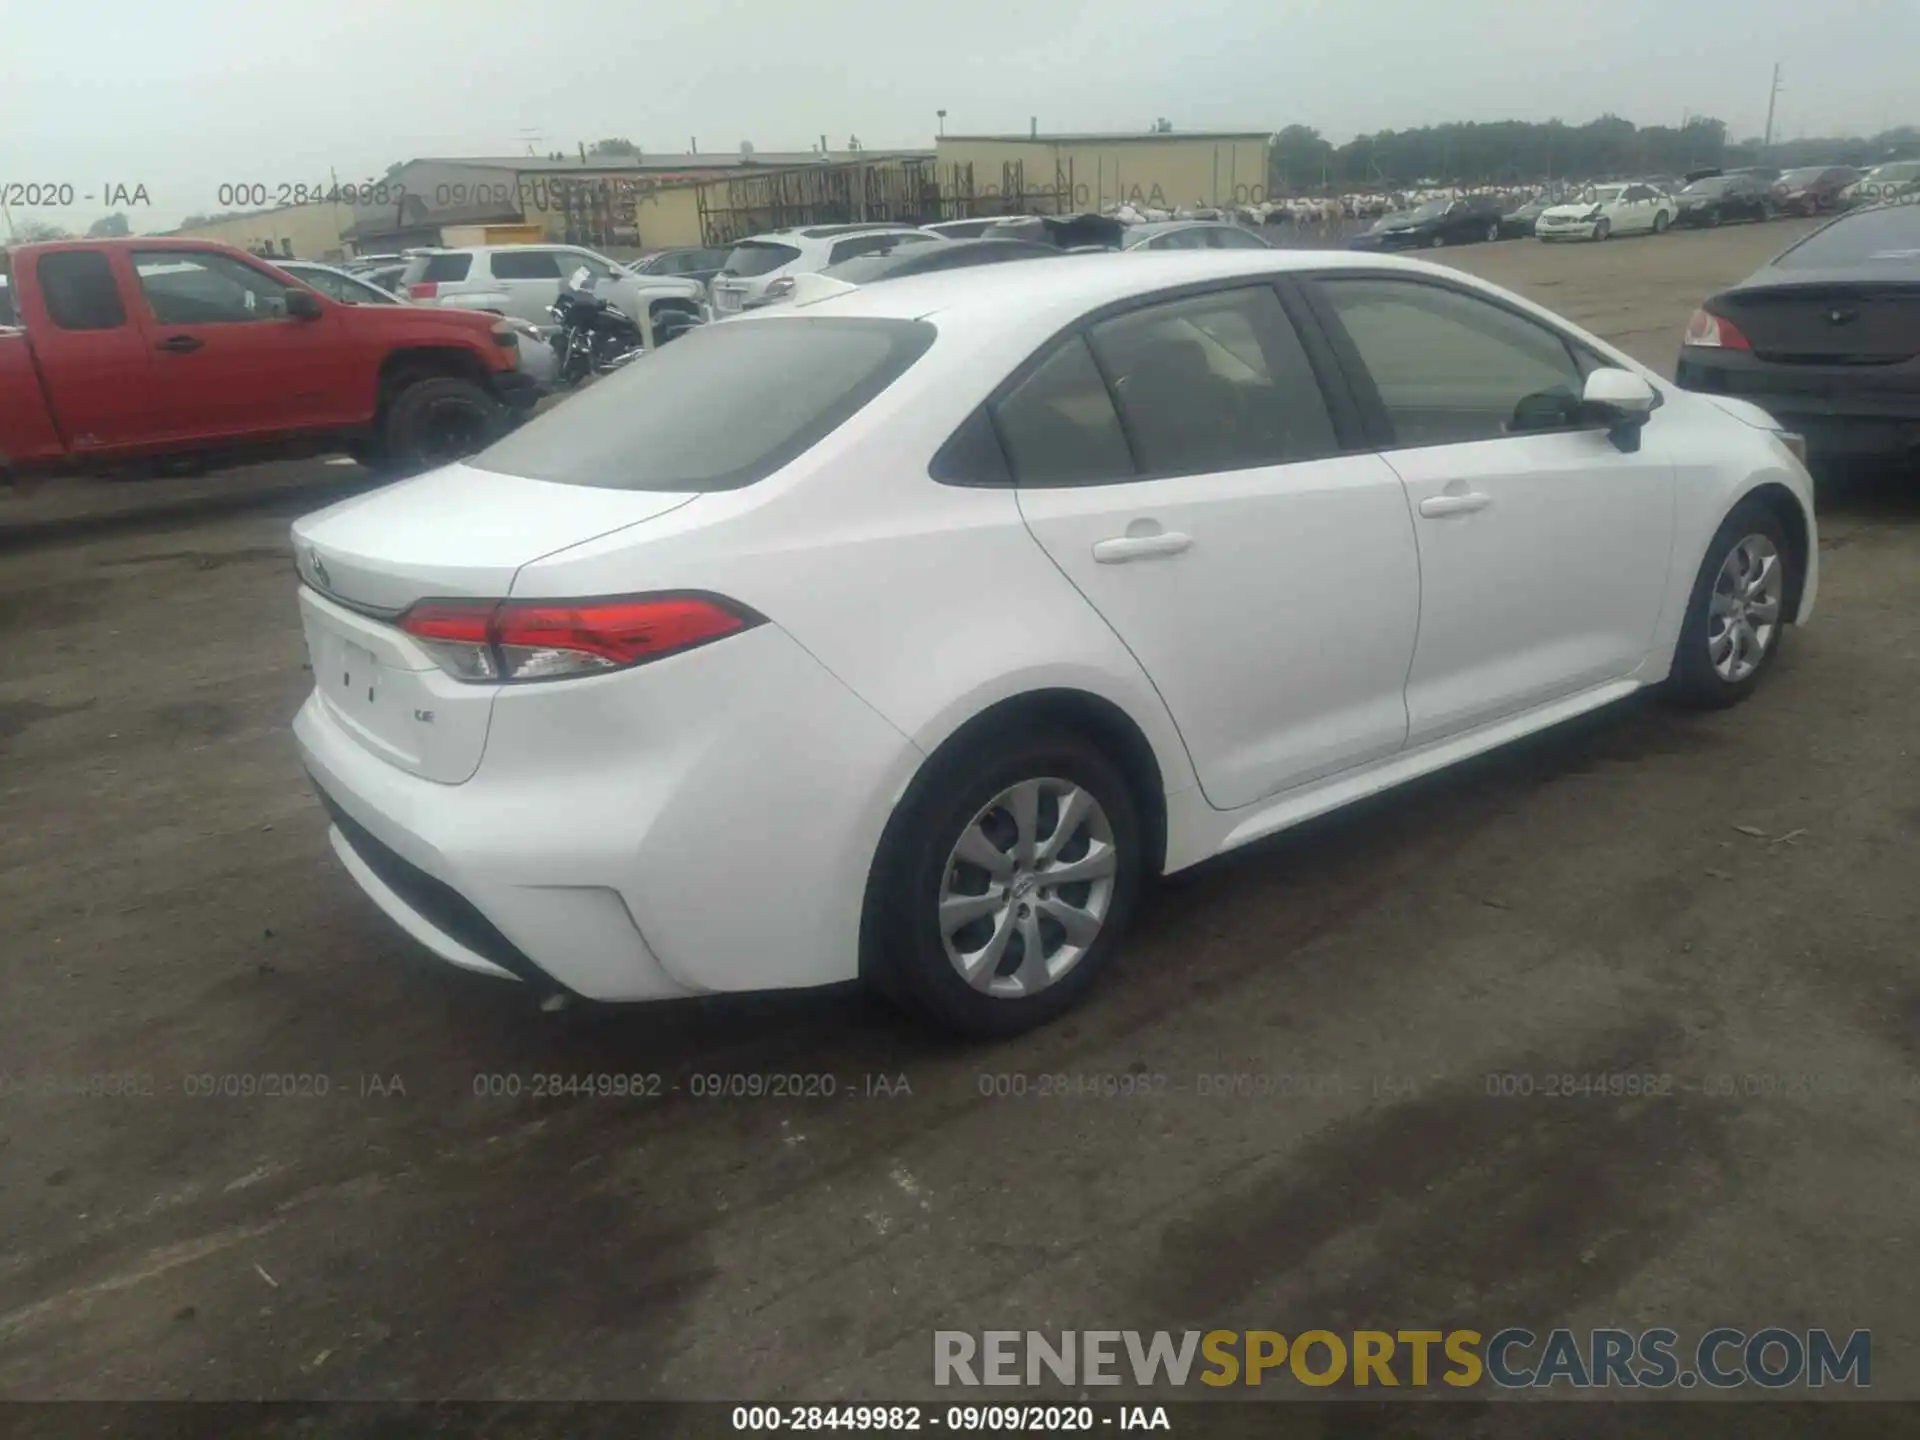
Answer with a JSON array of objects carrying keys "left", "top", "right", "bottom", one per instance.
[{"left": 696, "top": 160, "right": 947, "bottom": 245}]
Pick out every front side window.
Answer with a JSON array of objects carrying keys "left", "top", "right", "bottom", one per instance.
[
  {"left": 36, "top": 251, "right": 127, "bottom": 330},
  {"left": 1317, "top": 277, "right": 1586, "bottom": 447},
  {"left": 1087, "top": 286, "right": 1337, "bottom": 475},
  {"left": 133, "top": 251, "right": 290, "bottom": 324}
]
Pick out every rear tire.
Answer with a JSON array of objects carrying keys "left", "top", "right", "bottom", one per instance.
[
  {"left": 1427, "top": 232, "right": 1446, "bottom": 248},
  {"left": 1652, "top": 210, "right": 1671, "bottom": 234},
  {"left": 1662, "top": 499, "right": 1793, "bottom": 711},
  {"left": 1484, "top": 222, "right": 1500, "bottom": 243},
  {"left": 863, "top": 725, "right": 1144, "bottom": 1037},
  {"left": 379, "top": 376, "right": 503, "bottom": 478}
]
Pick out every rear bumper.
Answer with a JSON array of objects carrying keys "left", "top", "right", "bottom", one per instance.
[
  {"left": 1675, "top": 349, "right": 1920, "bottom": 457},
  {"left": 293, "top": 621, "right": 921, "bottom": 1003}
]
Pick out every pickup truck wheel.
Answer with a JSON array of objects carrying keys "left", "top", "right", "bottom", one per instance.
[{"left": 381, "top": 376, "right": 503, "bottom": 477}]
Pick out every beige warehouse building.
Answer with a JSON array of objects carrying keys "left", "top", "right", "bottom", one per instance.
[{"left": 936, "top": 130, "right": 1275, "bottom": 214}]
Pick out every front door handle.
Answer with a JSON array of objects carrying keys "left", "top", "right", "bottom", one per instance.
[
  {"left": 1093, "top": 532, "right": 1193, "bottom": 563},
  {"left": 1419, "top": 493, "right": 1492, "bottom": 518},
  {"left": 156, "top": 334, "right": 204, "bottom": 353}
]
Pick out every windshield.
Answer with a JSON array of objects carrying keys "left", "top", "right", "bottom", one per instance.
[
  {"left": 1778, "top": 168, "right": 1827, "bottom": 186},
  {"left": 473, "top": 317, "right": 936, "bottom": 491},
  {"left": 1862, "top": 162, "right": 1920, "bottom": 182},
  {"left": 1775, "top": 204, "right": 1920, "bottom": 269},
  {"left": 1408, "top": 201, "right": 1450, "bottom": 221},
  {"left": 1580, "top": 186, "right": 1626, "bottom": 205},
  {"left": 1682, "top": 177, "right": 1731, "bottom": 196},
  {"left": 720, "top": 241, "right": 801, "bottom": 277}
]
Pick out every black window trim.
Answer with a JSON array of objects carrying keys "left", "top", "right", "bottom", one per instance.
[
  {"left": 1293, "top": 268, "right": 1631, "bottom": 453},
  {"left": 928, "top": 272, "right": 1373, "bottom": 490}
]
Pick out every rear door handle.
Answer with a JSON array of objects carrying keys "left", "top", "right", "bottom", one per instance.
[
  {"left": 1092, "top": 532, "right": 1193, "bottom": 563},
  {"left": 156, "top": 334, "right": 204, "bottom": 353},
  {"left": 1418, "top": 493, "right": 1492, "bottom": 518}
]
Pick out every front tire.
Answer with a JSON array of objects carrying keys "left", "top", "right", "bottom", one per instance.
[
  {"left": 380, "top": 376, "right": 504, "bottom": 477},
  {"left": 1428, "top": 232, "right": 1446, "bottom": 248},
  {"left": 863, "top": 725, "right": 1144, "bottom": 1037},
  {"left": 1652, "top": 210, "right": 1671, "bottom": 234},
  {"left": 1662, "top": 500, "right": 1792, "bottom": 710},
  {"left": 1594, "top": 218, "right": 1612, "bottom": 241}
]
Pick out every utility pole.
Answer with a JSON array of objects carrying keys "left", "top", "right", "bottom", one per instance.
[{"left": 1762, "top": 62, "right": 1783, "bottom": 152}]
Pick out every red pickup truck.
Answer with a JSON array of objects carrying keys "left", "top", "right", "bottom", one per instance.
[{"left": 0, "top": 237, "right": 538, "bottom": 479}]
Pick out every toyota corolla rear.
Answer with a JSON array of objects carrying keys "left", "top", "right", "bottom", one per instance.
[
  {"left": 1675, "top": 204, "right": 1920, "bottom": 460},
  {"left": 291, "top": 310, "right": 950, "bottom": 1001}
]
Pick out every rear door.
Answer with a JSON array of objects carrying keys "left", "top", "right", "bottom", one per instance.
[
  {"left": 1009, "top": 282, "right": 1422, "bottom": 810},
  {"left": 17, "top": 248, "right": 156, "bottom": 451},
  {"left": 483, "top": 248, "right": 569, "bottom": 322},
  {"left": 129, "top": 248, "right": 361, "bottom": 442}
]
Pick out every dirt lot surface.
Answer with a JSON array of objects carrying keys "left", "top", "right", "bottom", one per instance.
[{"left": 3, "top": 219, "right": 1918, "bottom": 1420}]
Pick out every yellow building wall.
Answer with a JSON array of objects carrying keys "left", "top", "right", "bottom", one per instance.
[
  {"left": 174, "top": 200, "right": 355, "bottom": 260},
  {"left": 631, "top": 183, "right": 706, "bottom": 250},
  {"left": 936, "top": 137, "right": 1273, "bottom": 213}
]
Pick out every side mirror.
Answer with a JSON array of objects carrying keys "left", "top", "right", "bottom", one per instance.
[
  {"left": 1581, "top": 367, "right": 1659, "bottom": 451},
  {"left": 285, "top": 288, "right": 323, "bottom": 320}
]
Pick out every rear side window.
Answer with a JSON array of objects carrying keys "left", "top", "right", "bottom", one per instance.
[
  {"left": 0, "top": 281, "right": 14, "bottom": 327},
  {"left": 991, "top": 336, "right": 1133, "bottom": 485},
  {"left": 490, "top": 250, "right": 564, "bottom": 280},
  {"left": 1775, "top": 205, "right": 1920, "bottom": 268},
  {"left": 721, "top": 242, "right": 801, "bottom": 276},
  {"left": 473, "top": 317, "right": 935, "bottom": 491},
  {"left": 37, "top": 251, "right": 127, "bottom": 330},
  {"left": 1087, "top": 286, "right": 1337, "bottom": 474}
]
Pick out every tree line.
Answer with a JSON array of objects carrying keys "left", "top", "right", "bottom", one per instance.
[{"left": 1267, "top": 116, "right": 1920, "bottom": 192}]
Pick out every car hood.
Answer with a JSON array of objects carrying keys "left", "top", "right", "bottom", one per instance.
[{"left": 1540, "top": 202, "right": 1600, "bottom": 220}]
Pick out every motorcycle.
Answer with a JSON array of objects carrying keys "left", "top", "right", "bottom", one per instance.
[
  {"left": 548, "top": 267, "right": 645, "bottom": 387},
  {"left": 547, "top": 267, "right": 708, "bottom": 388}
]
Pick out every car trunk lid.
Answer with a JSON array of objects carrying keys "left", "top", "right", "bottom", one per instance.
[
  {"left": 1716, "top": 272, "right": 1920, "bottom": 364},
  {"left": 291, "top": 463, "right": 697, "bottom": 782}
]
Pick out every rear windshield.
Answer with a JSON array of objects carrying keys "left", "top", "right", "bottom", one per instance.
[
  {"left": 473, "top": 317, "right": 937, "bottom": 491},
  {"left": 720, "top": 241, "right": 801, "bottom": 277},
  {"left": 399, "top": 253, "right": 473, "bottom": 285},
  {"left": 1775, "top": 205, "right": 1920, "bottom": 269}
]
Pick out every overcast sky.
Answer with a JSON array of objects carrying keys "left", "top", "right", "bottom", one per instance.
[{"left": 3, "top": 0, "right": 1915, "bottom": 231}]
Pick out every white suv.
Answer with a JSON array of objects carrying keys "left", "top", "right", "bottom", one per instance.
[
  {"left": 398, "top": 245, "right": 706, "bottom": 330},
  {"left": 708, "top": 225, "right": 942, "bottom": 313}
]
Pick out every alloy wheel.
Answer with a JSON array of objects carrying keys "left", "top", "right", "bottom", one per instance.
[
  {"left": 1708, "top": 534, "right": 1784, "bottom": 683},
  {"left": 937, "top": 778, "right": 1118, "bottom": 999}
]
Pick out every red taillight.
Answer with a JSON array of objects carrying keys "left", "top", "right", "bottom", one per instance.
[
  {"left": 408, "top": 281, "right": 439, "bottom": 299},
  {"left": 1683, "top": 307, "right": 1751, "bottom": 350},
  {"left": 397, "top": 594, "right": 760, "bottom": 683}
]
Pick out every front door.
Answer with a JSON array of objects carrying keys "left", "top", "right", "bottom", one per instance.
[
  {"left": 1007, "top": 283, "right": 1422, "bottom": 811},
  {"left": 129, "top": 249, "right": 359, "bottom": 443},
  {"left": 1304, "top": 273, "right": 1675, "bottom": 747}
]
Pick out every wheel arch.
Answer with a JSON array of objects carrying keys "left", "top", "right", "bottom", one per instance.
[
  {"left": 1739, "top": 480, "right": 1813, "bottom": 623},
  {"left": 898, "top": 687, "right": 1171, "bottom": 880},
  {"left": 377, "top": 346, "right": 491, "bottom": 405}
]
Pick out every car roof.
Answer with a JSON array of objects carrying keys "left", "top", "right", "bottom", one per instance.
[
  {"left": 738, "top": 225, "right": 932, "bottom": 243},
  {"left": 743, "top": 247, "right": 1462, "bottom": 340}
]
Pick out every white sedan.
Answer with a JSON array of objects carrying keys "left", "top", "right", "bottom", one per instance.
[
  {"left": 1535, "top": 183, "right": 1677, "bottom": 241},
  {"left": 291, "top": 248, "right": 1817, "bottom": 1036}
]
